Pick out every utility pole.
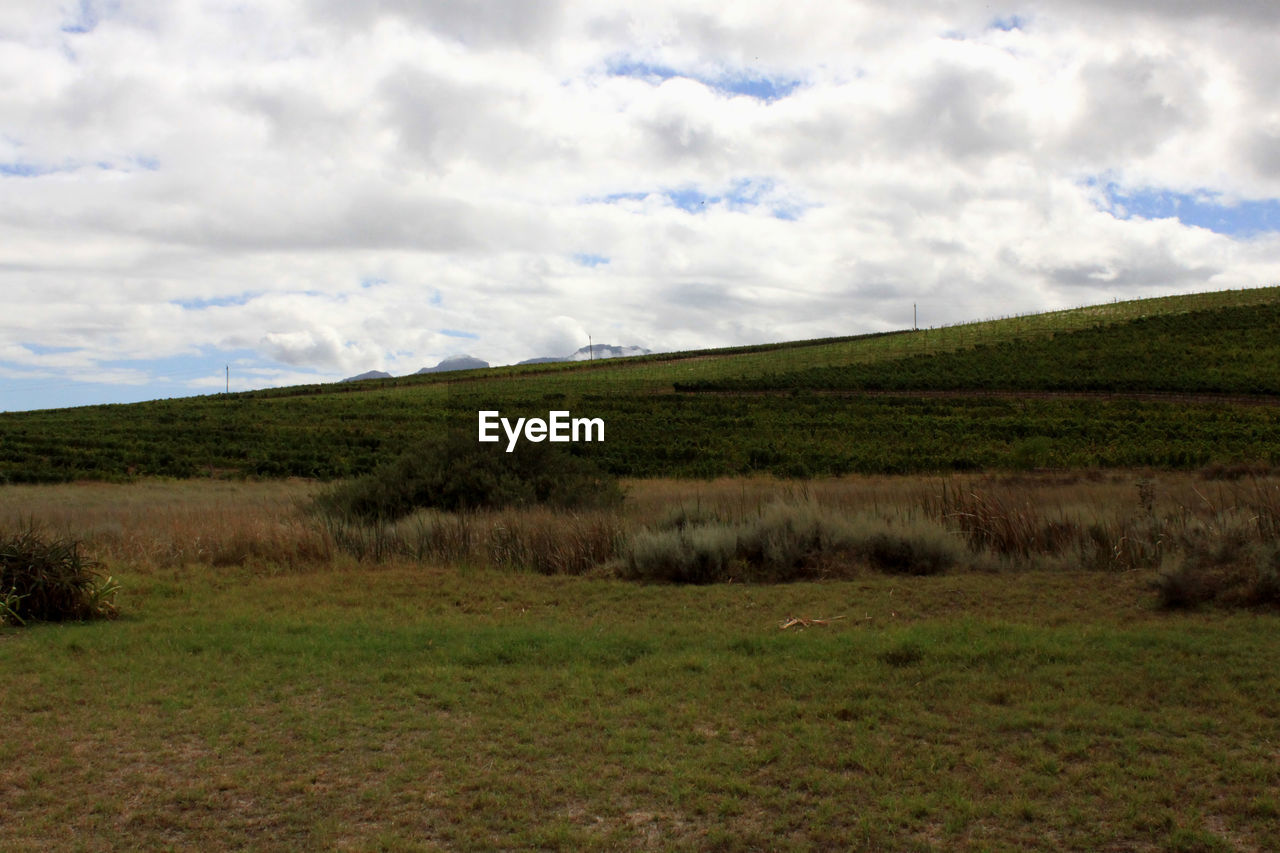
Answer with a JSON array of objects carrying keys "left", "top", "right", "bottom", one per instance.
[
  {"left": 913, "top": 303, "right": 918, "bottom": 331},
  {"left": 589, "top": 334, "right": 593, "bottom": 361},
  {"left": 225, "top": 365, "right": 229, "bottom": 394}
]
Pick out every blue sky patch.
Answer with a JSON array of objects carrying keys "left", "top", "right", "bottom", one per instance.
[
  {"left": 1096, "top": 181, "right": 1280, "bottom": 236},
  {"left": 93, "top": 155, "right": 159, "bottom": 173},
  {"left": 573, "top": 253, "right": 610, "bottom": 267},
  {"left": 606, "top": 58, "right": 802, "bottom": 102},
  {"left": 440, "top": 329, "right": 478, "bottom": 339},
  {"left": 173, "top": 293, "right": 258, "bottom": 309},
  {"left": 591, "top": 177, "right": 809, "bottom": 220},
  {"left": 20, "top": 343, "right": 80, "bottom": 355},
  {"left": 714, "top": 75, "right": 802, "bottom": 101},
  {"left": 600, "top": 191, "right": 648, "bottom": 203},
  {"left": 668, "top": 187, "right": 716, "bottom": 212},
  {"left": 62, "top": 0, "right": 101, "bottom": 34},
  {"left": 989, "top": 15, "right": 1027, "bottom": 32},
  {"left": 0, "top": 349, "right": 278, "bottom": 412},
  {"left": 1, "top": 162, "right": 60, "bottom": 178}
]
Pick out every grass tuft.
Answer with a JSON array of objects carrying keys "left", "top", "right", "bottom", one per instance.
[{"left": 0, "top": 522, "right": 119, "bottom": 625}]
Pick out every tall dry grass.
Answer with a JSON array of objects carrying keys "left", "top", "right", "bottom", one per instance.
[
  {"left": 319, "top": 506, "right": 623, "bottom": 575},
  {"left": 1, "top": 472, "right": 1278, "bottom": 604},
  {"left": 0, "top": 479, "right": 331, "bottom": 571}
]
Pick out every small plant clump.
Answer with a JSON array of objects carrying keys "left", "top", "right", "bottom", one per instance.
[{"left": 0, "top": 523, "right": 119, "bottom": 626}]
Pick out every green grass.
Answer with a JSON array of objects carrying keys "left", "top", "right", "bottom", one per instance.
[
  {"left": 2, "top": 285, "right": 1280, "bottom": 483},
  {"left": 3, "top": 562, "right": 1277, "bottom": 850}
]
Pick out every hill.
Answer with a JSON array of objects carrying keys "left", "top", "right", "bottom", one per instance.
[
  {"left": 676, "top": 302, "right": 1280, "bottom": 396},
  {"left": 1, "top": 286, "right": 1279, "bottom": 482}
]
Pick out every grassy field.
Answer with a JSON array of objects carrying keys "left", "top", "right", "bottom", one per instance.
[
  {"left": 2, "top": 474, "right": 1279, "bottom": 850},
  {"left": 7, "top": 561, "right": 1279, "bottom": 851}
]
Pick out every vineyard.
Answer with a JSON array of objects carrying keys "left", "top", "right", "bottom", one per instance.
[
  {"left": 1, "top": 286, "right": 1279, "bottom": 482},
  {"left": 676, "top": 303, "right": 1280, "bottom": 395}
]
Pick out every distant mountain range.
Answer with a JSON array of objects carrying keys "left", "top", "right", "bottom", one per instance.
[{"left": 340, "top": 345, "right": 649, "bottom": 382}]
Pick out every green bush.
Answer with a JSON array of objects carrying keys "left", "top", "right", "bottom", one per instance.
[
  {"left": 0, "top": 524, "right": 119, "bottom": 625},
  {"left": 314, "top": 434, "right": 623, "bottom": 522}
]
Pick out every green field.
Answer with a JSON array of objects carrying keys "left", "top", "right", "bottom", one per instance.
[{"left": 2, "top": 286, "right": 1280, "bottom": 482}]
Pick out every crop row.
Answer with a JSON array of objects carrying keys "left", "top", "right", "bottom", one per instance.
[{"left": 2, "top": 387, "right": 1279, "bottom": 482}]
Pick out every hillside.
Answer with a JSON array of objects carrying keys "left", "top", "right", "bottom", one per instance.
[
  {"left": 676, "top": 302, "right": 1280, "bottom": 395},
  {"left": 1, "top": 286, "right": 1279, "bottom": 482}
]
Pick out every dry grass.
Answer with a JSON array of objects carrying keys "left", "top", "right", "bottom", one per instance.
[
  {"left": 321, "top": 506, "right": 624, "bottom": 575},
  {"left": 0, "top": 479, "right": 331, "bottom": 571},
  {"left": 2, "top": 471, "right": 1279, "bottom": 603},
  {"left": 627, "top": 471, "right": 1280, "bottom": 586}
]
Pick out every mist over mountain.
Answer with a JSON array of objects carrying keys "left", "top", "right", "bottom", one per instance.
[
  {"left": 567, "top": 344, "right": 650, "bottom": 362},
  {"left": 518, "top": 344, "right": 650, "bottom": 365}
]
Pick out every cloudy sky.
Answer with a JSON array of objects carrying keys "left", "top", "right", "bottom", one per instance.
[{"left": 3, "top": 0, "right": 1280, "bottom": 410}]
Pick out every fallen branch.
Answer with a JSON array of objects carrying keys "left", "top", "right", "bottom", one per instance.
[{"left": 778, "top": 615, "right": 847, "bottom": 630}]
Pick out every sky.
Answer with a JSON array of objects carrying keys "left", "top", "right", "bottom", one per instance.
[{"left": 2, "top": 0, "right": 1280, "bottom": 411}]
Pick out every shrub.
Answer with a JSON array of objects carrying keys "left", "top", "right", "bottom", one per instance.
[
  {"left": 857, "top": 525, "right": 961, "bottom": 576},
  {"left": 314, "top": 434, "right": 623, "bottom": 522},
  {"left": 622, "top": 525, "right": 739, "bottom": 584},
  {"left": 622, "top": 502, "right": 962, "bottom": 584},
  {"left": 0, "top": 524, "right": 119, "bottom": 625},
  {"left": 734, "top": 502, "right": 840, "bottom": 581}
]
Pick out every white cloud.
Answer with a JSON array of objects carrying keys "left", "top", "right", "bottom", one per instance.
[{"left": 2, "top": 0, "right": 1280, "bottom": 408}]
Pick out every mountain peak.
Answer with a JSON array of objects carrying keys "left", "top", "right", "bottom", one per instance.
[
  {"left": 340, "top": 370, "right": 392, "bottom": 383},
  {"left": 415, "top": 355, "right": 490, "bottom": 374}
]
